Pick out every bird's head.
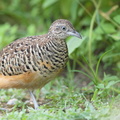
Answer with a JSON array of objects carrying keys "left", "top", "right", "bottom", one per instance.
[{"left": 48, "top": 19, "right": 82, "bottom": 39}]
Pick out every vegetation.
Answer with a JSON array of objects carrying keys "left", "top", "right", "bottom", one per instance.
[{"left": 0, "top": 0, "right": 120, "bottom": 119}]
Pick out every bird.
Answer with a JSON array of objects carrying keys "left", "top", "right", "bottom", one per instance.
[{"left": 0, "top": 19, "right": 82, "bottom": 109}]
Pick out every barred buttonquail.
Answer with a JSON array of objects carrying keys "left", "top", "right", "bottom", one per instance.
[{"left": 0, "top": 19, "right": 82, "bottom": 109}]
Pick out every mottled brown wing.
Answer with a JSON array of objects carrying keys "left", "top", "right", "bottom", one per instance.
[{"left": 0, "top": 35, "right": 44, "bottom": 76}]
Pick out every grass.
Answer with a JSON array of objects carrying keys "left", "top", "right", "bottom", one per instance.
[{"left": 0, "top": 73, "right": 120, "bottom": 120}]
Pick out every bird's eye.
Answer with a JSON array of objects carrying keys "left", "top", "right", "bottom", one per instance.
[{"left": 62, "top": 26, "right": 66, "bottom": 31}]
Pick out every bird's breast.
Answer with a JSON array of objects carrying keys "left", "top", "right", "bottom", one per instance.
[{"left": 35, "top": 39, "right": 68, "bottom": 76}]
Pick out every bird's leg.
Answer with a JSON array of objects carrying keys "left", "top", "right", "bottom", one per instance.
[{"left": 29, "top": 90, "right": 39, "bottom": 110}]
